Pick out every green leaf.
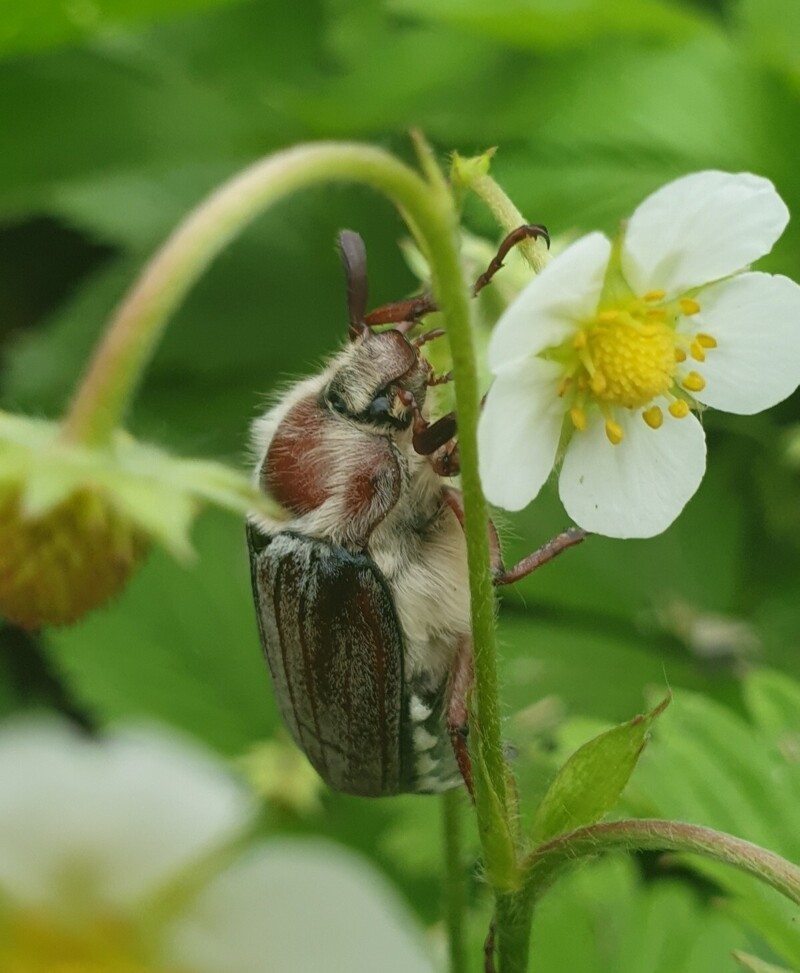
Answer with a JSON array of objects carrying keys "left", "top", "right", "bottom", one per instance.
[
  {"left": 388, "top": 0, "right": 710, "bottom": 51},
  {"left": 0, "top": 0, "right": 248, "bottom": 61},
  {"left": 734, "top": 952, "right": 797, "bottom": 973},
  {"left": 465, "top": 856, "right": 748, "bottom": 973},
  {"left": 531, "top": 695, "right": 669, "bottom": 843},
  {"left": 735, "top": 0, "right": 800, "bottom": 91},
  {"left": 622, "top": 685, "right": 800, "bottom": 968},
  {"left": 744, "top": 669, "right": 800, "bottom": 759}
]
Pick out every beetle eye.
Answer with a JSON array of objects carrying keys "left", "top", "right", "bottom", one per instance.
[
  {"left": 326, "top": 388, "right": 349, "bottom": 415},
  {"left": 365, "top": 394, "right": 392, "bottom": 423}
]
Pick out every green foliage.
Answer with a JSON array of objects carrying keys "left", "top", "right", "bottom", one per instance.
[
  {"left": 619, "top": 680, "right": 800, "bottom": 968},
  {"left": 3, "top": 0, "right": 800, "bottom": 969},
  {"left": 525, "top": 856, "right": 750, "bottom": 973},
  {"left": 531, "top": 696, "right": 668, "bottom": 843}
]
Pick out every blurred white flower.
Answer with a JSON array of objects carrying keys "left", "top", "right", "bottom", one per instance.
[
  {"left": 0, "top": 720, "right": 433, "bottom": 973},
  {"left": 479, "top": 171, "right": 800, "bottom": 538}
]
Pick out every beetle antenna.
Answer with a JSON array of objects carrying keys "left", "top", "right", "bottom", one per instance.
[{"left": 337, "top": 230, "right": 369, "bottom": 341}]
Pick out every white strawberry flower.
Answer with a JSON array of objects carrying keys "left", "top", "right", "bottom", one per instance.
[
  {"left": 478, "top": 171, "right": 800, "bottom": 538},
  {"left": 0, "top": 720, "right": 433, "bottom": 973}
]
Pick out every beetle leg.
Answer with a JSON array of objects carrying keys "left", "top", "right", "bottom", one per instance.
[
  {"left": 484, "top": 918, "right": 497, "bottom": 973},
  {"left": 446, "top": 636, "right": 474, "bottom": 798},
  {"left": 364, "top": 294, "right": 438, "bottom": 327},
  {"left": 397, "top": 389, "right": 458, "bottom": 458},
  {"left": 473, "top": 223, "right": 550, "bottom": 297},
  {"left": 413, "top": 327, "right": 446, "bottom": 349},
  {"left": 442, "top": 487, "right": 584, "bottom": 582},
  {"left": 360, "top": 222, "right": 548, "bottom": 335},
  {"left": 493, "top": 527, "right": 587, "bottom": 586},
  {"left": 415, "top": 413, "right": 457, "bottom": 456},
  {"left": 430, "top": 440, "right": 459, "bottom": 477},
  {"left": 442, "top": 488, "right": 504, "bottom": 570},
  {"left": 428, "top": 369, "right": 453, "bottom": 386}
]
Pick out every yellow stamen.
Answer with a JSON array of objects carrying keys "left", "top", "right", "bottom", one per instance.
[
  {"left": 696, "top": 333, "right": 717, "bottom": 348},
  {"left": 690, "top": 341, "right": 706, "bottom": 362},
  {"left": 605, "top": 420, "right": 624, "bottom": 445},
  {"left": 572, "top": 330, "right": 587, "bottom": 350},
  {"left": 644, "top": 289, "right": 666, "bottom": 302},
  {"left": 669, "top": 400, "right": 690, "bottom": 418},
  {"left": 643, "top": 406, "right": 664, "bottom": 429},
  {"left": 570, "top": 406, "right": 587, "bottom": 431},
  {"left": 682, "top": 371, "right": 706, "bottom": 392},
  {"left": 679, "top": 298, "right": 701, "bottom": 316},
  {"left": 639, "top": 323, "right": 661, "bottom": 337},
  {"left": 645, "top": 309, "right": 666, "bottom": 320},
  {"left": 598, "top": 310, "right": 619, "bottom": 323},
  {"left": 674, "top": 347, "right": 687, "bottom": 363},
  {"left": 590, "top": 371, "right": 607, "bottom": 394},
  {"left": 557, "top": 376, "right": 572, "bottom": 397}
]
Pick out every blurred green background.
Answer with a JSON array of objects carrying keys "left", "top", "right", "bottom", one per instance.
[{"left": 2, "top": 0, "right": 800, "bottom": 969}]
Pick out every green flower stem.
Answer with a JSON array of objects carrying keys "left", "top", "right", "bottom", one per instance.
[
  {"left": 495, "top": 892, "right": 534, "bottom": 973},
  {"left": 465, "top": 172, "right": 550, "bottom": 274},
  {"left": 523, "top": 818, "right": 800, "bottom": 905},
  {"left": 441, "top": 790, "right": 468, "bottom": 973}
]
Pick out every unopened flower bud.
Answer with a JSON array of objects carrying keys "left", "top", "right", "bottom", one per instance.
[{"left": 0, "top": 488, "right": 148, "bottom": 629}]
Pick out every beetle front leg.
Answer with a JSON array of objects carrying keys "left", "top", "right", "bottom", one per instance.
[
  {"left": 493, "top": 527, "right": 587, "bottom": 586},
  {"left": 364, "top": 294, "right": 438, "bottom": 328},
  {"left": 446, "top": 636, "right": 474, "bottom": 798},
  {"left": 398, "top": 390, "right": 459, "bottom": 476},
  {"left": 442, "top": 487, "right": 586, "bottom": 583},
  {"left": 472, "top": 223, "right": 550, "bottom": 297}
]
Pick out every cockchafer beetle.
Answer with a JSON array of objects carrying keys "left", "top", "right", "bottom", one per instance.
[{"left": 247, "top": 227, "right": 585, "bottom": 796}]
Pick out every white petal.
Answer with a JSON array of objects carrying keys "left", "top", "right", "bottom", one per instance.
[
  {"left": 478, "top": 358, "right": 564, "bottom": 511},
  {"left": 685, "top": 272, "right": 800, "bottom": 414},
  {"left": 0, "top": 720, "right": 252, "bottom": 912},
  {"left": 166, "top": 841, "right": 435, "bottom": 973},
  {"left": 488, "top": 232, "right": 611, "bottom": 371},
  {"left": 558, "top": 407, "right": 707, "bottom": 538},
  {"left": 622, "top": 171, "right": 789, "bottom": 296}
]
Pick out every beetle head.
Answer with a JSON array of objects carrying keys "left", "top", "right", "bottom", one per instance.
[{"left": 322, "top": 230, "right": 431, "bottom": 432}]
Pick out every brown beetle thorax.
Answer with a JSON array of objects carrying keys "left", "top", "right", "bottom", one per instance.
[{"left": 254, "top": 329, "right": 441, "bottom": 550}]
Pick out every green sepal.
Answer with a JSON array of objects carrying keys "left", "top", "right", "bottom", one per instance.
[
  {"left": 531, "top": 695, "right": 670, "bottom": 844},
  {"left": 450, "top": 148, "right": 497, "bottom": 191},
  {"left": 0, "top": 410, "right": 286, "bottom": 561}
]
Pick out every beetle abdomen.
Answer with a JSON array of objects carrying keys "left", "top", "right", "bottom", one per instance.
[
  {"left": 248, "top": 525, "right": 409, "bottom": 796},
  {"left": 248, "top": 524, "right": 461, "bottom": 796}
]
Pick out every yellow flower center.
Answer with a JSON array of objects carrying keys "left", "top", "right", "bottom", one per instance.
[
  {"left": 0, "top": 911, "right": 186, "bottom": 973},
  {"left": 586, "top": 312, "right": 675, "bottom": 409},
  {"left": 551, "top": 290, "right": 717, "bottom": 446}
]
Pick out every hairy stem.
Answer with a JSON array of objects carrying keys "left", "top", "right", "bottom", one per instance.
[
  {"left": 465, "top": 172, "right": 550, "bottom": 274},
  {"left": 524, "top": 818, "right": 800, "bottom": 905},
  {"left": 494, "top": 893, "right": 533, "bottom": 973},
  {"left": 442, "top": 790, "right": 468, "bottom": 973}
]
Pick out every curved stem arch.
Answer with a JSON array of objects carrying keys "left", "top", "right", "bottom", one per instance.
[{"left": 524, "top": 818, "right": 800, "bottom": 905}]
